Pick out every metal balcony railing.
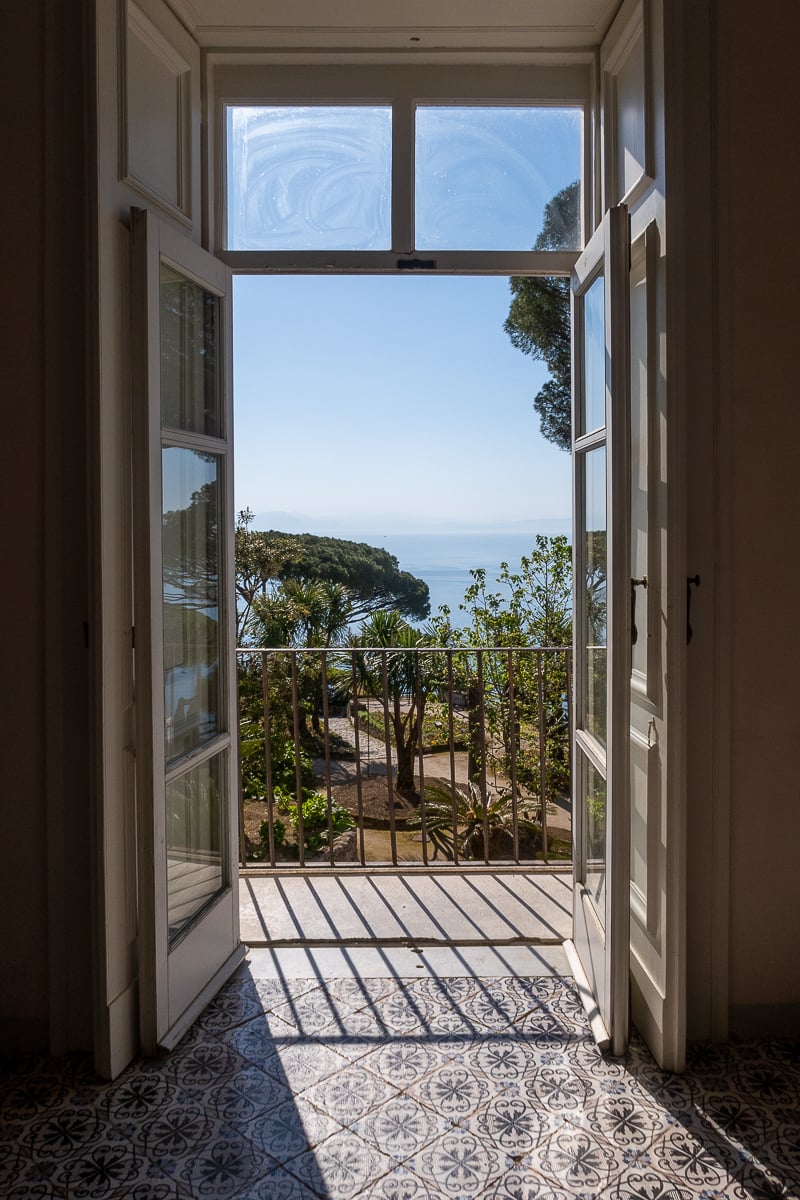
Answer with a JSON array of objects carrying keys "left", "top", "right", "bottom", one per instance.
[{"left": 236, "top": 646, "right": 572, "bottom": 870}]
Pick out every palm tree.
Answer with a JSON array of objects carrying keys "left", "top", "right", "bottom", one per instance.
[
  {"left": 414, "top": 779, "right": 543, "bottom": 861},
  {"left": 351, "top": 611, "right": 437, "bottom": 800},
  {"left": 251, "top": 578, "right": 353, "bottom": 736}
]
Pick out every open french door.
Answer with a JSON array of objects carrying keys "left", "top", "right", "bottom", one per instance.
[
  {"left": 131, "top": 209, "right": 244, "bottom": 1054},
  {"left": 566, "top": 205, "right": 631, "bottom": 1056}
]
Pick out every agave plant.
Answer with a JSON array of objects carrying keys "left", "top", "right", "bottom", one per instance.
[{"left": 412, "top": 778, "right": 542, "bottom": 861}]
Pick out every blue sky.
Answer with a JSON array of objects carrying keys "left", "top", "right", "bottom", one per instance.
[
  {"left": 233, "top": 273, "right": 572, "bottom": 534},
  {"left": 229, "top": 103, "right": 579, "bottom": 534}
]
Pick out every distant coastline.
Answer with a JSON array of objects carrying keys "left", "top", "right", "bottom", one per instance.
[{"left": 335, "top": 527, "right": 572, "bottom": 624}]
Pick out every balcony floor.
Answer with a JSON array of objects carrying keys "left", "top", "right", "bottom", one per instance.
[
  {"left": 239, "top": 869, "right": 573, "bottom": 948},
  {"left": 2, "top": 948, "right": 799, "bottom": 1198}
]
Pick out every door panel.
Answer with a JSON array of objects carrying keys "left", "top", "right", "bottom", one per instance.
[
  {"left": 570, "top": 205, "right": 631, "bottom": 1056},
  {"left": 131, "top": 209, "right": 244, "bottom": 1054}
]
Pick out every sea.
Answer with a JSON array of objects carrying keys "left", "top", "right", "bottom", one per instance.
[{"left": 336, "top": 526, "right": 572, "bottom": 627}]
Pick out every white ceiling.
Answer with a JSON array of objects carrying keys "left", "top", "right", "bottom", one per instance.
[{"left": 167, "top": 0, "right": 622, "bottom": 51}]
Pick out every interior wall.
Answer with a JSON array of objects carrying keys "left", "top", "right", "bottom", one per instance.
[
  {"left": 0, "top": 0, "right": 93, "bottom": 1053},
  {"left": 716, "top": 1, "right": 800, "bottom": 1034},
  {"left": 0, "top": 1, "right": 50, "bottom": 1052}
]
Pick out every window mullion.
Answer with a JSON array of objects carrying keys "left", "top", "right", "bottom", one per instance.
[{"left": 392, "top": 98, "right": 414, "bottom": 256}]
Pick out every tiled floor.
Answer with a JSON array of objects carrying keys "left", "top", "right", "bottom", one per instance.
[{"left": 2, "top": 957, "right": 798, "bottom": 1199}]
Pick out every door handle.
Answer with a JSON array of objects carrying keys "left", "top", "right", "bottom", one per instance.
[
  {"left": 631, "top": 577, "right": 648, "bottom": 645},
  {"left": 687, "top": 574, "right": 701, "bottom": 643}
]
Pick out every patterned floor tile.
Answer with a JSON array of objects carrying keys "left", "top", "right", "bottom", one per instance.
[
  {"left": 352, "top": 1093, "right": 451, "bottom": 1161},
  {"left": 405, "top": 1126, "right": 513, "bottom": 1197},
  {"left": 197, "top": 1061, "right": 294, "bottom": 1125},
  {"left": 262, "top": 1040, "right": 349, "bottom": 1094},
  {"left": 244, "top": 1163, "right": 325, "bottom": 1199},
  {"left": 285, "top": 1127, "right": 396, "bottom": 1198},
  {"left": 218, "top": 1012, "right": 299, "bottom": 1067},
  {"left": 252, "top": 977, "right": 322, "bottom": 1010},
  {"left": 604, "top": 1166, "right": 697, "bottom": 1199},
  {"left": 483, "top": 1163, "right": 575, "bottom": 1199},
  {"left": 236, "top": 1093, "right": 343, "bottom": 1158},
  {"left": 3, "top": 1181, "right": 70, "bottom": 1199},
  {"left": 163, "top": 1122, "right": 278, "bottom": 1198},
  {"left": 376, "top": 989, "right": 438, "bottom": 1036},
  {"left": 4, "top": 976, "right": 800, "bottom": 1200},
  {"left": 18, "top": 1103, "right": 104, "bottom": 1168},
  {"left": 366, "top": 1163, "right": 452, "bottom": 1199},
  {"left": 51, "top": 1138, "right": 181, "bottom": 1199},
  {"left": 647, "top": 1124, "right": 741, "bottom": 1193},
  {"left": 454, "top": 1035, "right": 547, "bottom": 1095},
  {"left": 409, "top": 1061, "right": 492, "bottom": 1123},
  {"left": 299, "top": 1062, "right": 400, "bottom": 1126},
  {"left": 468, "top": 1091, "right": 557, "bottom": 1154},
  {"left": 191, "top": 977, "right": 267, "bottom": 1036},
  {"left": 358, "top": 1038, "right": 459, "bottom": 1090}
]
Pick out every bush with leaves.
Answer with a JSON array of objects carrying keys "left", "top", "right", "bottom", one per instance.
[{"left": 258, "top": 788, "right": 355, "bottom": 859}]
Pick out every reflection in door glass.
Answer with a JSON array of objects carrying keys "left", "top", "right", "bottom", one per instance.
[
  {"left": 582, "top": 273, "right": 605, "bottom": 433},
  {"left": 162, "top": 448, "right": 222, "bottom": 761},
  {"left": 167, "top": 752, "right": 225, "bottom": 943},
  {"left": 415, "top": 106, "right": 582, "bottom": 251},
  {"left": 227, "top": 106, "right": 392, "bottom": 251},
  {"left": 584, "top": 756, "right": 606, "bottom": 913},
  {"left": 584, "top": 446, "right": 607, "bottom": 748},
  {"left": 160, "top": 266, "right": 221, "bottom": 437}
]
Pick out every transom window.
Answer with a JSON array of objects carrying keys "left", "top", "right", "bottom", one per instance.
[{"left": 213, "top": 64, "right": 592, "bottom": 271}]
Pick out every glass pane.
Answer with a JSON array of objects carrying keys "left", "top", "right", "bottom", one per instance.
[
  {"left": 584, "top": 446, "right": 607, "bottom": 747},
  {"left": 630, "top": 253, "right": 649, "bottom": 679},
  {"left": 415, "top": 106, "right": 582, "bottom": 251},
  {"left": 162, "top": 448, "right": 223, "bottom": 761},
  {"left": 227, "top": 105, "right": 392, "bottom": 250},
  {"left": 167, "top": 752, "right": 225, "bottom": 943},
  {"left": 582, "top": 273, "right": 605, "bottom": 433},
  {"left": 583, "top": 755, "right": 607, "bottom": 914},
  {"left": 160, "top": 265, "right": 221, "bottom": 437}
]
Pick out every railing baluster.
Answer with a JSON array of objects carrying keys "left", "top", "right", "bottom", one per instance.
[
  {"left": 447, "top": 650, "right": 459, "bottom": 866},
  {"left": 290, "top": 651, "right": 305, "bottom": 867},
  {"left": 320, "top": 651, "right": 336, "bottom": 866},
  {"left": 350, "top": 651, "right": 366, "bottom": 866},
  {"left": 261, "top": 652, "right": 276, "bottom": 868},
  {"left": 537, "top": 648, "right": 549, "bottom": 864},
  {"left": 477, "top": 649, "right": 489, "bottom": 865},
  {"left": 566, "top": 645, "right": 573, "bottom": 858},
  {"left": 415, "top": 652, "right": 429, "bottom": 867},
  {"left": 237, "top": 665, "right": 247, "bottom": 867},
  {"left": 380, "top": 650, "right": 398, "bottom": 866},
  {"left": 507, "top": 649, "right": 520, "bottom": 865},
  {"left": 238, "top": 643, "right": 573, "bottom": 874}
]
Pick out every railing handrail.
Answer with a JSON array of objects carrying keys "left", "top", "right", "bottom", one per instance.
[{"left": 237, "top": 644, "right": 571, "bottom": 654}]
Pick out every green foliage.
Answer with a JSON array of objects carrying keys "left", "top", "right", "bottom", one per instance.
[
  {"left": 504, "top": 180, "right": 580, "bottom": 452},
  {"left": 259, "top": 788, "right": 355, "bottom": 858},
  {"left": 429, "top": 536, "right": 573, "bottom": 807},
  {"left": 235, "top": 509, "right": 301, "bottom": 643},
  {"left": 263, "top": 531, "right": 430, "bottom": 624},
  {"left": 351, "top": 611, "right": 439, "bottom": 798},
  {"left": 237, "top": 651, "right": 313, "bottom": 801},
  {"left": 413, "top": 779, "right": 546, "bottom": 862}
]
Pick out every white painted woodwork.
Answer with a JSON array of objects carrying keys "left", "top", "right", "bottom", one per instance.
[
  {"left": 130, "top": 208, "right": 242, "bottom": 1054},
  {"left": 174, "top": 0, "right": 620, "bottom": 50},
  {"left": 208, "top": 62, "right": 594, "bottom": 268},
  {"left": 571, "top": 205, "right": 631, "bottom": 1059},
  {"left": 92, "top": 0, "right": 208, "bottom": 1079},
  {"left": 601, "top": 0, "right": 653, "bottom": 210},
  {"left": 122, "top": 0, "right": 201, "bottom": 231}
]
